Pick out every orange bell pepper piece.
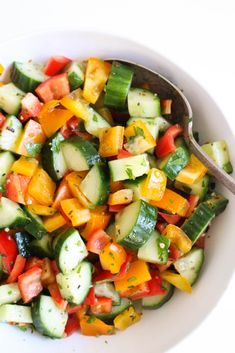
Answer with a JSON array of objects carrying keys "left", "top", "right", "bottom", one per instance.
[
  {"left": 80, "top": 315, "right": 114, "bottom": 336},
  {"left": 110, "top": 180, "right": 124, "bottom": 193},
  {"left": 60, "top": 88, "right": 90, "bottom": 120},
  {"left": 28, "top": 204, "right": 56, "bottom": 216},
  {"left": 150, "top": 188, "right": 189, "bottom": 217},
  {"left": 38, "top": 101, "right": 74, "bottom": 137},
  {"left": 25, "top": 193, "right": 38, "bottom": 205},
  {"left": 11, "top": 156, "right": 39, "bottom": 177},
  {"left": 163, "top": 224, "right": 192, "bottom": 254},
  {"left": 160, "top": 271, "right": 192, "bottom": 293},
  {"left": 43, "top": 212, "right": 67, "bottom": 232},
  {"left": 114, "top": 306, "right": 142, "bottom": 331},
  {"left": 124, "top": 120, "right": 156, "bottom": 154},
  {"left": 28, "top": 168, "right": 56, "bottom": 206},
  {"left": 108, "top": 189, "right": 133, "bottom": 205},
  {"left": 141, "top": 168, "right": 167, "bottom": 201},
  {"left": 99, "top": 126, "right": 124, "bottom": 157},
  {"left": 100, "top": 242, "right": 127, "bottom": 274},
  {"left": 114, "top": 260, "right": 151, "bottom": 292},
  {"left": 60, "top": 198, "right": 90, "bottom": 227},
  {"left": 81, "top": 208, "right": 111, "bottom": 240},
  {"left": 176, "top": 154, "right": 208, "bottom": 185},
  {"left": 52, "top": 177, "right": 72, "bottom": 209},
  {"left": 40, "top": 258, "right": 56, "bottom": 287},
  {"left": 16, "top": 119, "right": 46, "bottom": 157},
  {"left": 65, "top": 171, "right": 93, "bottom": 208},
  {"left": 83, "top": 58, "right": 111, "bottom": 104}
]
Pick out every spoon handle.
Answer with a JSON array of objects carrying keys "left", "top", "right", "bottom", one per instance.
[{"left": 189, "top": 137, "right": 235, "bottom": 194}]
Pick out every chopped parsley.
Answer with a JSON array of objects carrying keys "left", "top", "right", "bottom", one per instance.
[
  {"left": 25, "top": 143, "right": 43, "bottom": 157},
  {"left": 87, "top": 315, "right": 96, "bottom": 324},
  {"left": 127, "top": 276, "right": 137, "bottom": 282},
  {"left": 92, "top": 114, "right": 98, "bottom": 122},
  {"left": 126, "top": 167, "right": 134, "bottom": 180},
  {"left": 134, "top": 126, "right": 145, "bottom": 138}
]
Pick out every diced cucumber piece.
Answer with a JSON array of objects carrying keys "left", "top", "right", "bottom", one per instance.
[
  {"left": 128, "top": 88, "right": 161, "bottom": 118},
  {"left": 0, "top": 304, "right": 32, "bottom": 324},
  {"left": 79, "top": 163, "right": 110, "bottom": 206},
  {"left": 0, "top": 197, "right": 29, "bottom": 228},
  {"left": 94, "top": 282, "right": 120, "bottom": 305},
  {"left": 104, "top": 61, "right": 134, "bottom": 109},
  {"left": 204, "top": 193, "right": 229, "bottom": 216},
  {"left": 157, "top": 116, "right": 172, "bottom": 133},
  {"left": 174, "top": 175, "right": 210, "bottom": 201},
  {"left": 15, "top": 231, "right": 31, "bottom": 258},
  {"left": 54, "top": 228, "right": 88, "bottom": 274},
  {"left": 11, "top": 61, "right": 48, "bottom": 92},
  {"left": 105, "top": 221, "right": 116, "bottom": 238},
  {"left": 123, "top": 175, "right": 147, "bottom": 201},
  {"left": 127, "top": 117, "right": 159, "bottom": 141},
  {"left": 202, "top": 140, "right": 233, "bottom": 173},
  {"left": 115, "top": 200, "right": 157, "bottom": 250},
  {"left": 0, "top": 151, "right": 15, "bottom": 192},
  {"left": 138, "top": 230, "right": 170, "bottom": 264},
  {"left": 65, "top": 61, "right": 85, "bottom": 91},
  {"left": 181, "top": 203, "right": 215, "bottom": 243},
  {"left": 22, "top": 206, "right": 47, "bottom": 239},
  {"left": 0, "top": 283, "right": 21, "bottom": 305},
  {"left": 61, "top": 136, "right": 100, "bottom": 172},
  {"left": 32, "top": 295, "right": 68, "bottom": 338},
  {"left": 108, "top": 153, "right": 150, "bottom": 182},
  {"left": 91, "top": 298, "right": 132, "bottom": 323},
  {"left": 174, "top": 247, "right": 204, "bottom": 285},
  {"left": 0, "top": 115, "right": 23, "bottom": 152},
  {"left": 41, "top": 132, "right": 68, "bottom": 182},
  {"left": 30, "top": 234, "right": 53, "bottom": 259},
  {"left": 84, "top": 108, "right": 111, "bottom": 137},
  {"left": 142, "top": 281, "right": 174, "bottom": 309},
  {"left": 0, "top": 83, "right": 25, "bottom": 115},
  {"left": 56, "top": 261, "right": 92, "bottom": 305},
  {"left": 158, "top": 138, "right": 189, "bottom": 180}
]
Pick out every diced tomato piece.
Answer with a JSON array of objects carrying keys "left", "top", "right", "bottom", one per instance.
[
  {"left": 195, "top": 234, "right": 206, "bottom": 248},
  {"left": 65, "top": 313, "right": 80, "bottom": 336},
  {"left": 155, "top": 124, "right": 183, "bottom": 158},
  {"left": 6, "top": 173, "right": 31, "bottom": 205},
  {"left": 50, "top": 260, "right": 60, "bottom": 275},
  {"left": 168, "top": 243, "right": 182, "bottom": 261},
  {"left": 120, "top": 282, "right": 150, "bottom": 300},
  {"left": 86, "top": 229, "right": 111, "bottom": 255},
  {"left": 0, "top": 192, "right": 2, "bottom": 201},
  {"left": 117, "top": 149, "right": 133, "bottom": 159},
  {"left": 19, "top": 93, "right": 42, "bottom": 122},
  {"left": 94, "top": 253, "right": 132, "bottom": 283},
  {"left": 60, "top": 117, "right": 92, "bottom": 140},
  {"left": 90, "top": 297, "right": 112, "bottom": 315},
  {"left": 35, "top": 73, "right": 70, "bottom": 102},
  {"left": 18, "top": 266, "right": 43, "bottom": 303},
  {"left": 147, "top": 273, "right": 166, "bottom": 296},
  {"left": 0, "top": 231, "right": 18, "bottom": 273},
  {"left": 48, "top": 282, "right": 67, "bottom": 310},
  {"left": 25, "top": 257, "right": 43, "bottom": 271},
  {"left": 67, "top": 304, "right": 83, "bottom": 314},
  {"left": 84, "top": 287, "right": 96, "bottom": 306},
  {"left": 44, "top": 56, "right": 71, "bottom": 76},
  {"left": 185, "top": 195, "right": 199, "bottom": 217},
  {"left": 0, "top": 112, "right": 6, "bottom": 128},
  {"left": 6, "top": 255, "right": 26, "bottom": 283},
  {"left": 156, "top": 222, "right": 167, "bottom": 233},
  {"left": 158, "top": 212, "right": 181, "bottom": 225},
  {"left": 109, "top": 204, "right": 126, "bottom": 213},
  {"left": 156, "top": 260, "right": 173, "bottom": 273}
]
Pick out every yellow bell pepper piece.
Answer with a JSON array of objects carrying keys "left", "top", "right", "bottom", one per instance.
[
  {"left": 114, "top": 306, "right": 142, "bottom": 331},
  {"left": 43, "top": 212, "right": 67, "bottom": 232},
  {"left": 60, "top": 198, "right": 91, "bottom": 227},
  {"left": 99, "top": 242, "right": 127, "bottom": 274},
  {"left": 28, "top": 204, "right": 57, "bottom": 216},
  {"left": 124, "top": 120, "right": 156, "bottom": 154},
  {"left": 80, "top": 315, "right": 114, "bottom": 336},
  {"left": 0, "top": 64, "right": 4, "bottom": 75},
  {"left": 83, "top": 58, "right": 111, "bottom": 104},
  {"left": 150, "top": 188, "right": 189, "bottom": 217},
  {"left": 163, "top": 224, "right": 192, "bottom": 254},
  {"left": 114, "top": 260, "right": 151, "bottom": 292},
  {"left": 60, "top": 88, "right": 90, "bottom": 121},
  {"left": 65, "top": 171, "right": 92, "bottom": 208},
  {"left": 25, "top": 193, "right": 38, "bottom": 205},
  {"left": 176, "top": 154, "right": 208, "bottom": 185},
  {"left": 28, "top": 168, "right": 56, "bottom": 206},
  {"left": 38, "top": 101, "right": 73, "bottom": 137},
  {"left": 81, "top": 208, "right": 111, "bottom": 240},
  {"left": 108, "top": 189, "right": 133, "bottom": 206},
  {"left": 16, "top": 119, "right": 46, "bottom": 157},
  {"left": 141, "top": 168, "right": 167, "bottom": 201},
  {"left": 160, "top": 271, "right": 192, "bottom": 293},
  {"left": 99, "top": 126, "right": 124, "bottom": 157},
  {"left": 11, "top": 156, "right": 39, "bottom": 177}
]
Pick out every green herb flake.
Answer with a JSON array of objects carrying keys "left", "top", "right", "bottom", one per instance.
[
  {"left": 109, "top": 252, "right": 115, "bottom": 260},
  {"left": 25, "top": 143, "right": 43, "bottom": 157},
  {"left": 126, "top": 167, "right": 134, "bottom": 180},
  {"left": 93, "top": 114, "right": 98, "bottom": 122},
  {"left": 87, "top": 315, "right": 96, "bottom": 324},
  {"left": 134, "top": 126, "right": 145, "bottom": 138},
  {"left": 127, "top": 276, "right": 137, "bottom": 283},
  {"left": 7, "top": 290, "right": 13, "bottom": 295}
]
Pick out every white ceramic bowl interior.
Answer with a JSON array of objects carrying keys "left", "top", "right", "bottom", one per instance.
[{"left": 0, "top": 30, "right": 234, "bottom": 353}]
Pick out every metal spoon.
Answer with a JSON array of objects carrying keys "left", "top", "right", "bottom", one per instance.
[{"left": 108, "top": 59, "right": 235, "bottom": 194}]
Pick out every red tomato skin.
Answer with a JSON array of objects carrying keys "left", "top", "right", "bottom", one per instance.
[
  {"left": 44, "top": 56, "right": 71, "bottom": 76},
  {"left": 18, "top": 266, "right": 43, "bottom": 303}
]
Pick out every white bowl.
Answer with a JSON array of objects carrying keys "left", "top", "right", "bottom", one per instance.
[{"left": 0, "top": 29, "right": 234, "bottom": 353}]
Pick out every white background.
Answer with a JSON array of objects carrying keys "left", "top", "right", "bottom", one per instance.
[{"left": 1, "top": 0, "right": 235, "bottom": 352}]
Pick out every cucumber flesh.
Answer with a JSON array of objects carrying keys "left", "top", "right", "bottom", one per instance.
[
  {"left": 94, "top": 282, "right": 120, "bottom": 305},
  {"left": 65, "top": 61, "right": 85, "bottom": 91},
  {"left": 128, "top": 88, "right": 161, "bottom": 118},
  {"left": 0, "top": 83, "right": 25, "bottom": 115},
  {"left": 84, "top": 108, "right": 111, "bottom": 137},
  {"left": 0, "top": 197, "right": 29, "bottom": 228},
  {"left": 138, "top": 230, "right": 170, "bottom": 264},
  {"left": 11, "top": 61, "right": 48, "bottom": 92},
  {"left": 22, "top": 206, "right": 48, "bottom": 239},
  {"left": 142, "top": 281, "right": 174, "bottom": 309},
  {"left": 174, "top": 175, "right": 210, "bottom": 201},
  {"left": 0, "top": 151, "right": 15, "bottom": 192},
  {"left": 0, "top": 283, "right": 21, "bottom": 305},
  {"left": 0, "top": 304, "right": 32, "bottom": 323},
  {"left": 123, "top": 175, "right": 147, "bottom": 201},
  {"left": 31, "top": 295, "right": 68, "bottom": 338},
  {"left": 0, "top": 115, "right": 23, "bottom": 153},
  {"left": 204, "top": 193, "right": 229, "bottom": 215},
  {"left": 202, "top": 140, "right": 233, "bottom": 174},
  {"left": 174, "top": 247, "right": 204, "bottom": 285}
]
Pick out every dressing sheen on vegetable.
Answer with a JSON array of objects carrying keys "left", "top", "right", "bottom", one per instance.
[{"left": 0, "top": 56, "right": 230, "bottom": 338}]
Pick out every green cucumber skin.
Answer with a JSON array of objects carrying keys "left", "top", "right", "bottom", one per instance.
[
  {"left": 181, "top": 203, "right": 215, "bottom": 243},
  {"left": 0, "top": 83, "right": 25, "bottom": 115},
  {"left": 174, "top": 175, "right": 210, "bottom": 201},
  {"left": 116, "top": 200, "right": 158, "bottom": 250},
  {"left": 30, "top": 234, "right": 53, "bottom": 259},
  {"left": 91, "top": 298, "right": 132, "bottom": 323},
  {"left": 205, "top": 193, "right": 229, "bottom": 216},
  {"left": 142, "top": 282, "right": 174, "bottom": 309},
  {"left": 0, "top": 198, "right": 30, "bottom": 229},
  {"left": 93, "top": 163, "right": 110, "bottom": 205},
  {"left": 11, "top": 62, "right": 47, "bottom": 92},
  {"left": 104, "top": 61, "right": 134, "bottom": 109},
  {"left": 160, "top": 144, "right": 189, "bottom": 181},
  {"left": 22, "top": 207, "right": 48, "bottom": 239},
  {"left": 15, "top": 232, "right": 31, "bottom": 258}
]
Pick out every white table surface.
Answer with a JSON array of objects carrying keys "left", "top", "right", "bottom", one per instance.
[{"left": 1, "top": 0, "right": 235, "bottom": 351}]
